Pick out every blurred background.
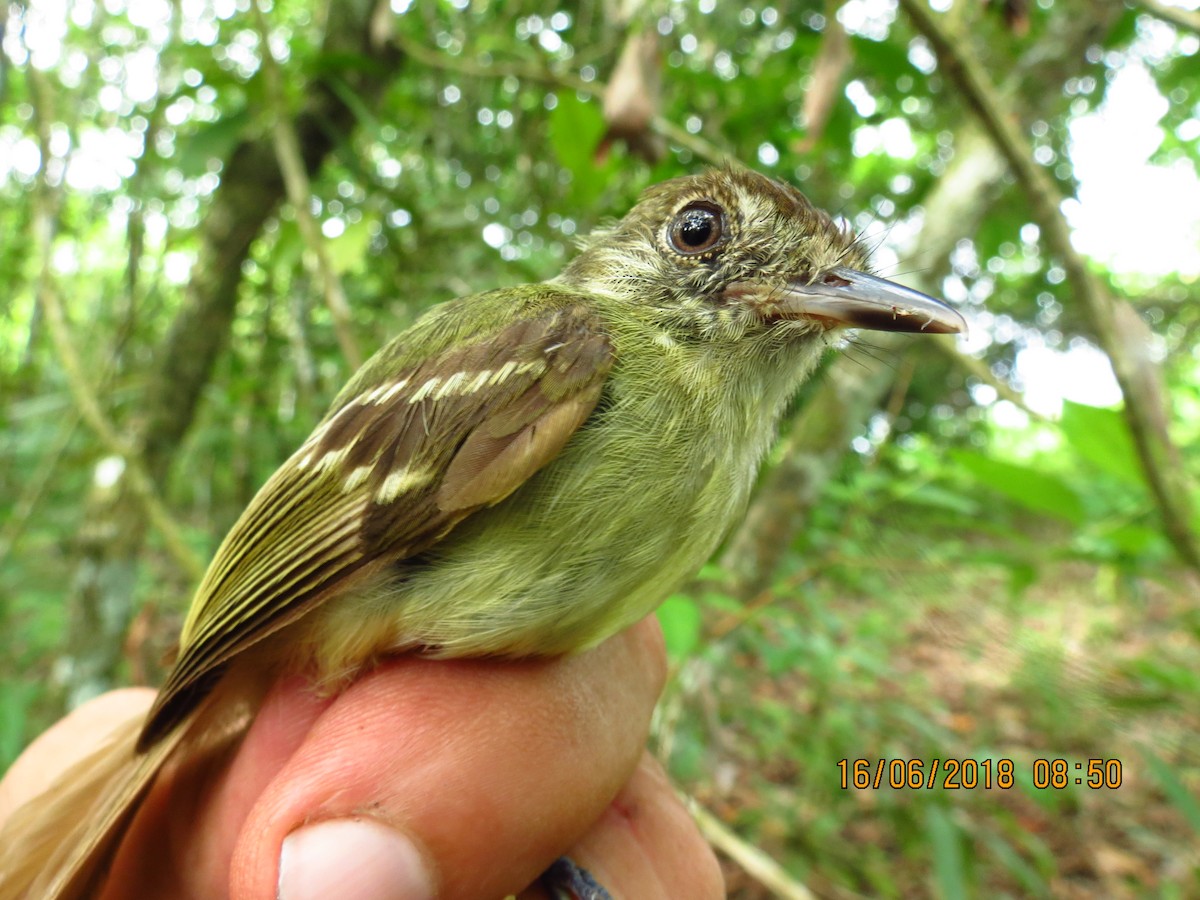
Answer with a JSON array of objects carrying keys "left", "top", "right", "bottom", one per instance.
[{"left": 1, "top": 0, "right": 1198, "bottom": 896}]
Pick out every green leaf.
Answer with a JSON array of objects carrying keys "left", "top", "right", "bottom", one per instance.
[
  {"left": 657, "top": 594, "right": 702, "bottom": 661},
  {"left": 1122, "top": 654, "right": 1200, "bottom": 696},
  {"left": 327, "top": 218, "right": 375, "bottom": 275},
  {"left": 548, "top": 93, "right": 603, "bottom": 170},
  {"left": 1008, "top": 562, "right": 1038, "bottom": 596},
  {"left": 175, "top": 108, "right": 252, "bottom": 177},
  {"left": 0, "top": 682, "right": 31, "bottom": 769},
  {"left": 900, "top": 483, "right": 982, "bottom": 516},
  {"left": 1143, "top": 749, "right": 1200, "bottom": 834},
  {"left": 1060, "top": 401, "right": 1143, "bottom": 487},
  {"left": 925, "top": 804, "right": 969, "bottom": 900},
  {"left": 547, "top": 93, "right": 613, "bottom": 207},
  {"left": 951, "top": 450, "right": 1085, "bottom": 525},
  {"left": 979, "top": 829, "right": 1050, "bottom": 898},
  {"left": 849, "top": 34, "right": 914, "bottom": 81},
  {"left": 1096, "top": 522, "right": 1169, "bottom": 559}
]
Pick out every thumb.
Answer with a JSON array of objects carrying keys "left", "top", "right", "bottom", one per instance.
[{"left": 230, "top": 619, "right": 666, "bottom": 900}]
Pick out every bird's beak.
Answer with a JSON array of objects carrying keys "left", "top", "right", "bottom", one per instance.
[{"left": 777, "top": 267, "right": 966, "bottom": 334}]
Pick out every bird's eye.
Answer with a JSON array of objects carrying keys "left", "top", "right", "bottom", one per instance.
[{"left": 668, "top": 202, "right": 726, "bottom": 256}]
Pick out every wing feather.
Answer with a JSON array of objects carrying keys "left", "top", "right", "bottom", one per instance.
[{"left": 139, "top": 299, "right": 613, "bottom": 748}]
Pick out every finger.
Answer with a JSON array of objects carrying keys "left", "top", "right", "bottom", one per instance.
[
  {"left": 104, "top": 675, "right": 337, "bottom": 898},
  {"left": 0, "top": 688, "right": 155, "bottom": 827},
  {"left": 221, "top": 617, "right": 667, "bottom": 899},
  {"left": 521, "top": 752, "right": 724, "bottom": 900}
]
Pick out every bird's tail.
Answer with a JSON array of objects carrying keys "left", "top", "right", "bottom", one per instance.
[{"left": 0, "top": 706, "right": 185, "bottom": 900}]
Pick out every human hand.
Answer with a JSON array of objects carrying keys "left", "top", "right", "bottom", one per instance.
[{"left": 0, "top": 619, "right": 722, "bottom": 899}]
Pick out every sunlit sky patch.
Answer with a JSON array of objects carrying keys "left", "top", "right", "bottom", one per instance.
[{"left": 1066, "top": 62, "right": 1200, "bottom": 280}]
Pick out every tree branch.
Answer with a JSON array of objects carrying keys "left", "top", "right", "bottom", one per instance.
[
  {"left": 393, "top": 33, "right": 729, "bottom": 166},
  {"left": 37, "top": 283, "right": 207, "bottom": 584},
  {"left": 1129, "top": 0, "right": 1200, "bottom": 33},
  {"left": 932, "top": 337, "right": 1049, "bottom": 422},
  {"left": 26, "top": 65, "right": 205, "bottom": 584},
  {"left": 252, "top": 0, "right": 362, "bottom": 369},
  {"left": 898, "top": 0, "right": 1200, "bottom": 571}
]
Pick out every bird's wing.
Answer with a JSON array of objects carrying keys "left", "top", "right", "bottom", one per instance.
[{"left": 141, "top": 297, "right": 613, "bottom": 745}]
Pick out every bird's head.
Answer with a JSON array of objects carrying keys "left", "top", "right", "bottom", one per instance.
[{"left": 560, "top": 166, "right": 965, "bottom": 342}]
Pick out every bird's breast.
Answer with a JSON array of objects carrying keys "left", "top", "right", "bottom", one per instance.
[{"left": 308, "top": 337, "right": 793, "bottom": 674}]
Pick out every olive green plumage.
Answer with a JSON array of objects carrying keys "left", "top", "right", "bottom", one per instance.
[
  {"left": 0, "top": 166, "right": 963, "bottom": 900},
  {"left": 148, "top": 165, "right": 963, "bottom": 745}
]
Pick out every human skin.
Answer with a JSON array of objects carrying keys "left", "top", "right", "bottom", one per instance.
[{"left": 0, "top": 619, "right": 723, "bottom": 899}]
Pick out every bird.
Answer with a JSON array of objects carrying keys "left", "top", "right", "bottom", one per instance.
[{"left": 0, "top": 165, "right": 964, "bottom": 899}]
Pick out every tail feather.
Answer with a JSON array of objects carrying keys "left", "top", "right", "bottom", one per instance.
[
  {"left": 0, "top": 712, "right": 186, "bottom": 900},
  {"left": 0, "top": 667, "right": 264, "bottom": 899}
]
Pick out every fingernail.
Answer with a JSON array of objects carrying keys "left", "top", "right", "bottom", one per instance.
[{"left": 278, "top": 817, "right": 436, "bottom": 900}]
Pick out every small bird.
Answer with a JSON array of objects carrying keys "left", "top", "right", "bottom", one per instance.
[{"left": 0, "top": 166, "right": 963, "bottom": 899}]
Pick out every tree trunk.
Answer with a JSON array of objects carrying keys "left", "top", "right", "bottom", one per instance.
[{"left": 61, "top": 0, "right": 403, "bottom": 707}]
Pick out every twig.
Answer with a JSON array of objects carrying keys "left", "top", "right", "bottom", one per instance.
[
  {"left": 933, "top": 338, "right": 1048, "bottom": 422},
  {"left": 393, "top": 33, "right": 729, "bottom": 166},
  {"left": 37, "top": 276, "right": 206, "bottom": 585},
  {"left": 651, "top": 114, "right": 729, "bottom": 167},
  {"left": 686, "top": 798, "right": 817, "bottom": 900},
  {"left": 117, "top": 0, "right": 181, "bottom": 348},
  {"left": 705, "top": 563, "right": 822, "bottom": 642},
  {"left": 881, "top": 355, "right": 917, "bottom": 439},
  {"left": 1129, "top": 0, "right": 1200, "bottom": 33},
  {"left": 252, "top": 0, "right": 362, "bottom": 369},
  {"left": 26, "top": 66, "right": 205, "bottom": 585},
  {"left": 897, "top": 0, "right": 1200, "bottom": 571},
  {"left": 0, "top": 412, "right": 80, "bottom": 570}
]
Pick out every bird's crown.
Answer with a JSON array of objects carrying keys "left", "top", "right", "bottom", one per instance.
[
  {"left": 563, "top": 167, "right": 860, "bottom": 302},
  {"left": 561, "top": 166, "right": 963, "bottom": 339}
]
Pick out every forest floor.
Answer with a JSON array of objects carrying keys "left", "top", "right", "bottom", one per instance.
[{"left": 664, "top": 531, "right": 1200, "bottom": 899}]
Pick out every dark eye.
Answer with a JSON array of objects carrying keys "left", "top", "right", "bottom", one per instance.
[{"left": 668, "top": 202, "right": 725, "bottom": 256}]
